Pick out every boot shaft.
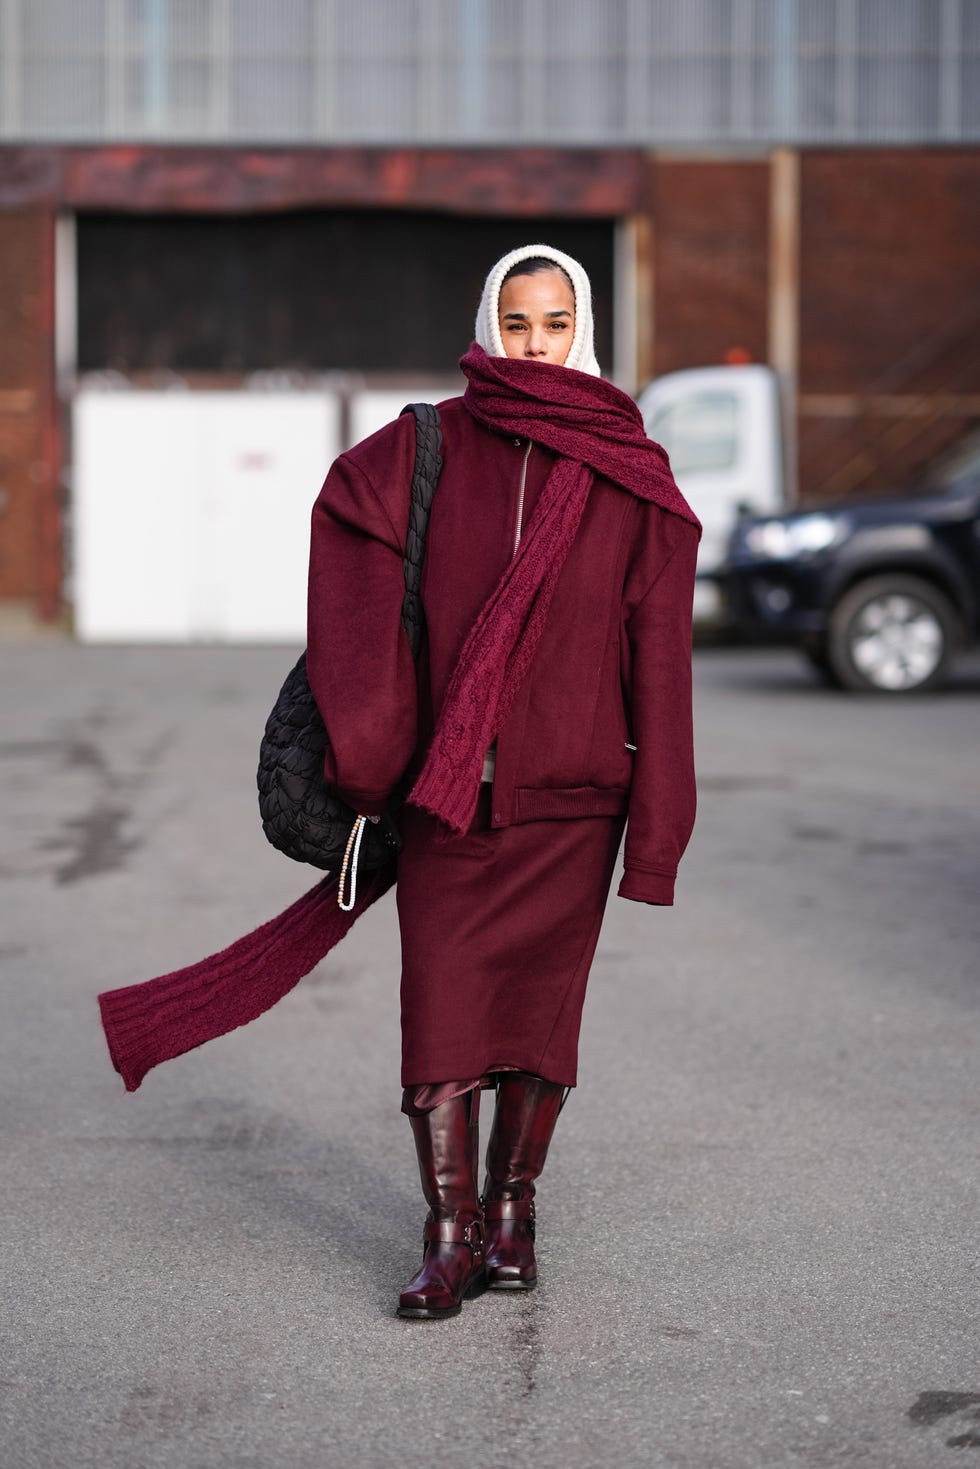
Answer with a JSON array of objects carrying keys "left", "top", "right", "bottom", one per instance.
[
  {"left": 483, "top": 1073, "right": 564, "bottom": 1201},
  {"left": 409, "top": 1087, "right": 482, "bottom": 1221}
]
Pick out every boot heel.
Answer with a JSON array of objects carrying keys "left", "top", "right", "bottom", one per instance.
[
  {"left": 464, "top": 1270, "right": 488, "bottom": 1300},
  {"left": 487, "top": 1274, "right": 536, "bottom": 1290},
  {"left": 396, "top": 1300, "right": 462, "bottom": 1320}
]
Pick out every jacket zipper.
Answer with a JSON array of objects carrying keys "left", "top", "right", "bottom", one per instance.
[
  {"left": 485, "top": 440, "right": 534, "bottom": 791},
  {"left": 513, "top": 440, "right": 533, "bottom": 555}
]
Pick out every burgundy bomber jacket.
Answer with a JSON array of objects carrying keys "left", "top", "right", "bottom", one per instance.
[{"left": 307, "top": 397, "right": 698, "bottom": 906}]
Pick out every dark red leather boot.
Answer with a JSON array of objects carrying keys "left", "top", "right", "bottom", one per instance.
[
  {"left": 397, "top": 1089, "right": 486, "bottom": 1319},
  {"left": 482, "top": 1073, "right": 565, "bottom": 1290}
]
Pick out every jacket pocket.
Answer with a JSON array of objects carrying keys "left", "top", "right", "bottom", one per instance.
[{"left": 511, "top": 785, "right": 629, "bottom": 823}]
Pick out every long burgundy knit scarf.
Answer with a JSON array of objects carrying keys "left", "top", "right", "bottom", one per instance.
[
  {"left": 409, "top": 345, "right": 697, "bottom": 835},
  {"left": 98, "top": 345, "right": 696, "bottom": 1092}
]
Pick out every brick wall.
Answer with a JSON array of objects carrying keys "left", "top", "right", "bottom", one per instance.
[
  {"left": 799, "top": 149, "right": 980, "bottom": 498},
  {"left": 649, "top": 158, "right": 770, "bottom": 378}
]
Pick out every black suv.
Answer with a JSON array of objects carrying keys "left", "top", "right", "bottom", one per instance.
[{"left": 718, "top": 433, "right": 980, "bottom": 692}]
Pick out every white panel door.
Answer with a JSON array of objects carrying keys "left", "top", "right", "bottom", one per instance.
[
  {"left": 348, "top": 382, "right": 462, "bottom": 449},
  {"left": 74, "top": 392, "right": 202, "bottom": 641},
  {"left": 73, "top": 389, "right": 340, "bottom": 642},
  {"left": 193, "top": 394, "right": 339, "bottom": 641}
]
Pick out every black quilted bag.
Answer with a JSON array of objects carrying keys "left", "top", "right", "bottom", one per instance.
[{"left": 256, "top": 403, "right": 442, "bottom": 871}]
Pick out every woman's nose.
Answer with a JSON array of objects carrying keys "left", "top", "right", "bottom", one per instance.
[{"left": 525, "top": 326, "right": 548, "bottom": 357}]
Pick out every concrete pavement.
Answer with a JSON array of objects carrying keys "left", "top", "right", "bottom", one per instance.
[{"left": 2, "top": 642, "right": 978, "bottom": 1469}]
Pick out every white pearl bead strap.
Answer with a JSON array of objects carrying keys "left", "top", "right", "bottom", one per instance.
[{"left": 338, "top": 815, "right": 368, "bottom": 911}]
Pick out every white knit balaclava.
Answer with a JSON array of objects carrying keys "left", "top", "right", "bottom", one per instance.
[{"left": 474, "top": 243, "right": 602, "bottom": 377}]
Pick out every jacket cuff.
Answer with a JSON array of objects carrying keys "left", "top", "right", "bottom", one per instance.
[
  {"left": 336, "top": 786, "right": 389, "bottom": 818},
  {"left": 320, "top": 751, "right": 391, "bottom": 818},
  {"left": 617, "top": 865, "right": 676, "bottom": 906}
]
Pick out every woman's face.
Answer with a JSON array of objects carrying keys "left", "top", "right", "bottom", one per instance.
[{"left": 498, "top": 268, "right": 576, "bottom": 366}]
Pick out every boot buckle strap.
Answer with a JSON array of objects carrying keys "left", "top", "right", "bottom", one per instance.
[
  {"left": 423, "top": 1217, "right": 485, "bottom": 1256},
  {"left": 482, "top": 1197, "right": 535, "bottom": 1222}
]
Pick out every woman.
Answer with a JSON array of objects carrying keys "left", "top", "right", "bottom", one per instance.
[{"left": 305, "top": 244, "right": 700, "bottom": 1318}]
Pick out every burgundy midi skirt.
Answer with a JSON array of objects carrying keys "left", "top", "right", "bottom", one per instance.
[{"left": 396, "top": 783, "right": 626, "bottom": 1088}]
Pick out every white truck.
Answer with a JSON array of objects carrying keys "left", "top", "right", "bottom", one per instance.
[{"left": 635, "top": 364, "right": 786, "bottom": 621}]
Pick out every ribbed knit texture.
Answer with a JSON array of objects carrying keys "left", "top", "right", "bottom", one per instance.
[
  {"left": 98, "top": 866, "right": 395, "bottom": 1091},
  {"left": 473, "top": 242, "right": 602, "bottom": 377},
  {"left": 459, "top": 343, "right": 694, "bottom": 513},
  {"left": 407, "top": 344, "right": 698, "bottom": 837}
]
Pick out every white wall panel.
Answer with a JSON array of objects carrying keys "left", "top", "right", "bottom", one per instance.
[
  {"left": 73, "top": 388, "right": 339, "bottom": 642},
  {"left": 74, "top": 392, "right": 201, "bottom": 640},
  {"left": 347, "top": 383, "right": 463, "bottom": 449}
]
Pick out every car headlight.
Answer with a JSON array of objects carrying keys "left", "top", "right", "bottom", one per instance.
[{"left": 743, "top": 512, "right": 849, "bottom": 561}]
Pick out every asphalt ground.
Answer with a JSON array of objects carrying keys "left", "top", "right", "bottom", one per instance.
[{"left": 2, "top": 642, "right": 979, "bottom": 1469}]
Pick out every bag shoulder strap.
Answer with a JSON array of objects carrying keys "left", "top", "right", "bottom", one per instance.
[{"left": 399, "top": 402, "right": 442, "bottom": 660}]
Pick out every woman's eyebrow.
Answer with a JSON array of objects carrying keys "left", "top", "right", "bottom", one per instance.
[{"left": 501, "top": 309, "right": 572, "bottom": 320}]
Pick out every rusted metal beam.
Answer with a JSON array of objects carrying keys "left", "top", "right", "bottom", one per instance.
[
  {"left": 768, "top": 146, "right": 800, "bottom": 502},
  {"left": 36, "top": 207, "right": 61, "bottom": 624},
  {"left": 0, "top": 145, "right": 649, "bottom": 217},
  {"left": 617, "top": 212, "right": 655, "bottom": 392}
]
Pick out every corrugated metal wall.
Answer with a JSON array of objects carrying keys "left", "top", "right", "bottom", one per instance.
[{"left": 2, "top": 0, "right": 977, "bottom": 147}]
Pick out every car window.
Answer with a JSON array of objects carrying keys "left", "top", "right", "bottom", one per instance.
[{"left": 646, "top": 390, "right": 741, "bottom": 475}]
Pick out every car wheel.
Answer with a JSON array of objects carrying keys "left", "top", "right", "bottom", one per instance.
[
  {"left": 801, "top": 636, "right": 842, "bottom": 687},
  {"left": 827, "top": 574, "right": 959, "bottom": 693}
]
